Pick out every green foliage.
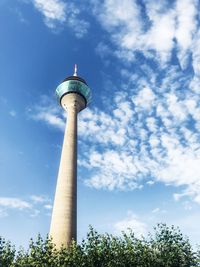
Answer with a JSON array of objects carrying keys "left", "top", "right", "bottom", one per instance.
[
  {"left": 0, "top": 224, "right": 199, "bottom": 267},
  {"left": 0, "top": 236, "right": 16, "bottom": 267}
]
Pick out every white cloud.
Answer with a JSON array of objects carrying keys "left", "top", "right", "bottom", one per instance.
[
  {"left": 146, "top": 180, "right": 155, "bottom": 186},
  {"left": 33, "top": 0, "right": 66, "bottom": 26},
  {"left": 30, "top": 195, "right": 50, "bottom": 203},
  {"left": 183, "top": 201, "right": 193, "bottom": 211},
  {"left": 66, "top": 5, "right": 90, "bottom": 38},
  {"left": 29, "top": 0, "right": 200, "bottom": 204},
  {"left": 34, "top": 68, "right": 200, "bottom": 204},
  {"left": 132, "top": 86, "right": 156, "bottom": 111},
  {"left": 114, "top": 211, "right": 147, "bottom": 237},
  {"left": 152, "top": 208, "right": 160, "bottom": 213},
  {"left": 0, "top": 197, "right": 31, "bottom": 210},
  {"left": 37, "top": 111, "right": 65, "bottom": 130},
  {"left": 0, "top": 194, "right": 52, "bottom": 217},
  {"left": 9, "top": 110, "right": 17, "bottom": 117},
  {"left": 30, "top": 209, "right": 40, "bottom": 218},
  {"left": 174, "top": 193, "right": 184, "bottom": 201},
  {"left": 93, "top": 0, "right": 198, "bottom": 65},
  {"left": 97, "top": 0, "right": 141, "bottom": 31},
  {"left": 175, "top": 0, "right": 198, "bottom": 67},
  {"left": 84, "top": 150, "right": 142, "bottom": 191},
  {"left": 28, "top": 96, "right": 65, "bottom": 131},
  {"left": 191, "top": 29, "right": 200, "bottom": 76},
  {"left": 95, "top": 42, "right": 111, "bottom": 59},
  {"left": 44, "top": 204, "right": 53, "bottom": 210},
  {"left": 0, "top": 208, "right": 8, "bottom": 218},
  {"left": 144, "top": 5, "right": 176, "bottom": 63},
  {"left": 31, "top": 0, "right": 89, "bottom": 37},
  {"left": 80, "top": 62, "right": 200, "bottom": 202}
]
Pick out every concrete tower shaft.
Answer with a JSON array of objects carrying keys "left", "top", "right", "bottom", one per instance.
[
  {"left": 50, "top": 93, "right": 86, "bottom": 248},
  {"left": 50, "top": 65, "right": 91, "bottom": 248}
]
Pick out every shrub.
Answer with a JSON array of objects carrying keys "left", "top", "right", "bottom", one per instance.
[{"left": 0, "top": 224, "right": 199, "bottom": 267}]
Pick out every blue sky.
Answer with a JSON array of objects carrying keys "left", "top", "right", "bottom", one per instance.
[{"left": 0, "top": 0, "right": 200, "bottom": 248}]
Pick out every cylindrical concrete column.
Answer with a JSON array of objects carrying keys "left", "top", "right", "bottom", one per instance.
[{"left": 50, "top": 97, "right": 78, "bottom": 248}]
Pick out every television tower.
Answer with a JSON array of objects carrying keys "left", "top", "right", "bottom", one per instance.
[{"left": 50, "top": 65, "right": 91, "bottom": 248}]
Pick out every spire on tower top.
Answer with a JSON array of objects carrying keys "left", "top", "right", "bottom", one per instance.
[{"left": 73, "top": 64, "right": 78, "bottom": 76}]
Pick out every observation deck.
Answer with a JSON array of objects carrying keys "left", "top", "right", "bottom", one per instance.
[{"left": 55, "top": 75, "right": 91, "bottom": 107}]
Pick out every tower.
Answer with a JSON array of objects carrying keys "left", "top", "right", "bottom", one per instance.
[{"left": 50, "top": 65, "right": 91, "bottom": 248}]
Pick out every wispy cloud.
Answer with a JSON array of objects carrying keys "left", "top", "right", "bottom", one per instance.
[
  {"left": 44, "top": 204, "right": 53, "bottom": 210},
  {"left": 152, "top": 208, "right": 160, "bottom": 213},
  {"left": 114, "top": 211, "right": 147, "bottom": 237},
  {"left": 94, "top": 0, "right": 198, "bottom": 66},
  {"left": 28, "top": 1, "right": 200, "bottom": 205},
  {"left": 31, "top": 0, "right": 89, "bottom": 37},
  {"left": 0, "top": 197, "right": 32, "bottom": 210},
  {"left": 9, "top": 110, "right": 17, "bottom": 117},
  {"left": 0, "top": 208, "right": 8, "bottom": 218},
  {"left": 0, "top": 195, "right": 52, "bottom": 217},
  {"left": 30, "top": 209, "right": 40, "bottom": 218},
  {"left": 28, "top": 95, "right": 65, "bottom": 131},
  {"left": 175, "top": 0, "right": 198, "bottom": 68},
  {"left": 33, "top": 0, "right": 66, "bottom": 25},
  {"left": 30, "top": 195, "right": 50, "bottom": 204},
  {"left": 31, "top": 62, "right": 200, "bottom": 203},
  {"left": 146, "top": 180, "right": 155, "bottom": 186},
  {"left": 152, "top": 207, "right": 166, "bottom": 214}
]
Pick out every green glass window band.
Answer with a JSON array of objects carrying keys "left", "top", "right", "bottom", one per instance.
[{"left": 55, "top": 80, "right": 92, "bottom": 104}]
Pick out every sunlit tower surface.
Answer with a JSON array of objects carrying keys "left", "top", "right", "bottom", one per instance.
[{"left": 50, "top": 65, "right": 91, "bottom": 248}]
